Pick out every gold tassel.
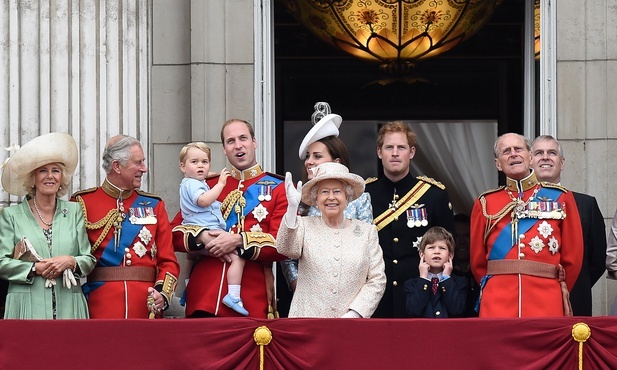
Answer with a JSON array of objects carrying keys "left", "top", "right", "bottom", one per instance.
[
  {"left": 253, "top": 326, "right": 272, "bottom": 370},
  {"left": 571, "top": 322, "right": 591, "bottom": 370},
  {"left": 147, "top": 293, "right": 156, "bottom": 319}
]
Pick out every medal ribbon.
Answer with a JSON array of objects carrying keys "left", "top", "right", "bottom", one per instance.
[
  {"left": 83, "top": 194, "right": 159, "bottom": 297},
  {"left": 488, "top": 186, "right": 562, "bottom": 260},
  {"left": 224, "top": 175, "right": 283, "bottom": 231},
  {"left": 374, "top": 181, "right": 432, "bottom": 231}
]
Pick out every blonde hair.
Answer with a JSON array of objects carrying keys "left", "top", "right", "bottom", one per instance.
[
  {"left": 419, "top": 226, "right": 455, "bottom": 253},
  {"left": 179, "top": 142, "right": 211, "bottom": 163},
  {"left": 26, "top": 162, "right": 71, "bottom": 198}
]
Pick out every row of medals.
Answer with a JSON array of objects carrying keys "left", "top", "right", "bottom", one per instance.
[{"left": 514, "top": 200, "right": 566, "bottom": 220}]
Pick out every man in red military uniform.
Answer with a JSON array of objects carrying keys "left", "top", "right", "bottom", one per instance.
[
  {"left": 73, "top": 135, "right": 179, "bottom": 319},
  {"left": 470, "top": 133, "right": 583, "bottom": 317},
  {"left": 171, "top": 119, "right": 287, "bottom": 318}
]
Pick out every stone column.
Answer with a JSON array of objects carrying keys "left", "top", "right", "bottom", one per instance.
[{"left": 0, "top": 0, "right": 150, "bottom": 206}]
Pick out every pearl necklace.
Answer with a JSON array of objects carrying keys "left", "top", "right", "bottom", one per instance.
[{"left": 33, "top": 196, "right": 54, "bottom": 227}]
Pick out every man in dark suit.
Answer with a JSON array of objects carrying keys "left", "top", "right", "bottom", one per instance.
[
  {"left": 531, "top": 135, "right": 607, "bottom": 316},
  {"left": 366, "top": 121, "right": 455, "bottom": 317}
]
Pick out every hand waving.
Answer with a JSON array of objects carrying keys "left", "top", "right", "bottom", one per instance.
[
  {"left": 284, "top": 172, "right": 302, "bottom": 227},
  {"left": 285, "top": 172, "right": 302, "bottom": 209}
]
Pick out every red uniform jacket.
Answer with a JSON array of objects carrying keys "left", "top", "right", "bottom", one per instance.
[
  {"left": 470, "top": 173, "right": 583, "bottom": 317},
  {"left": 171, "top": 164, "right": 287, "bottom": 318},
  {"left": 73, "top": 180, "right": 180, "bottom": 318}
]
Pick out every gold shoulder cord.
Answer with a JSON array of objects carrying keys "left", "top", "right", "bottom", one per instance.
[
  {"left": 76, "top": 196, "right": 121, "bottom": 253},
  {"left": 220, "top": 189, "right": 242, "bottom": 221},
  {"left": 480, "top": 195, "right": 516, "bottom": 244}
]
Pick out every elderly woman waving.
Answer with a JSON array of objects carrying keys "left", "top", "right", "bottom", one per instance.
[
  {"left": 0, "top": 132, "right": 96, "bottom": 319},
  {"left": 278, "top": 162, "right": 386, "bottom": 318}
]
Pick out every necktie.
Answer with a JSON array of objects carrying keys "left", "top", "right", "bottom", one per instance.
[{"left": 431, "top": 277, "right": 439, "bottom": 295}]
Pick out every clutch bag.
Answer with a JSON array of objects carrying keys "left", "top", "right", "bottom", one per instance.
[{"left": 13, "top": 237, "right": 43, "bottom": 262}]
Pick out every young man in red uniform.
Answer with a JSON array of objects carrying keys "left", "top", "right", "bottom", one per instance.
[
  {"left": 73, "top": 135, "right": 180, "bottom": 319},
  {"left": 171, "top": 119, "right": 287, "bottom": 318},
  {"left": 470, "top": 133, "right": 583, "bottom": 317}
]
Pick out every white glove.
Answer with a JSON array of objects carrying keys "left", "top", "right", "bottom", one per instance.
[
  {"left": 63, "top": 269, "right": 77, "bottom": 288},
  {"left": 284, "top": 172, "right": 302, "bottom": 228},
  {"left": 341, "top": 310, "right": 362, "bottom": 318},
  {"left": 45, "top": 278, "right": 57, "bottom": 288}
]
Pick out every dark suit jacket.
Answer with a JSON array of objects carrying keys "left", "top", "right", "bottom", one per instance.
[
  {"left": 404, "top": 274, "right": 468, "bottom": 318},
  {"left": 571, "top": 192, "right": 607, "bottom": 316}
]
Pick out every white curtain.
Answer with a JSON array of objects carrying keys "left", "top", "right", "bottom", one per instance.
[{"left": 408, "top": 121, "right": 498, "bottom": 215}]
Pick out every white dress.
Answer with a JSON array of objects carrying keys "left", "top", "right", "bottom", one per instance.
[{"left": 277, "top": 216, "right": 386, "bottom": 318}]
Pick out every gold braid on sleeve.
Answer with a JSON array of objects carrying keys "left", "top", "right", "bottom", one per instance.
[
  {"left": 156, "top": 272, "right": 178, "bottom": 303},
  {"left": 480, "top": 196, "right": 516, "bottom": 245},
  {"left": 76, "top": 196, "right": 121, "bottom": 253}
]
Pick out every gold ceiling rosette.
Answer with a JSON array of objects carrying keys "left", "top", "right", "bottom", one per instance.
[{"left": 280, "top": 0, "right": 503, "bottom": 75}]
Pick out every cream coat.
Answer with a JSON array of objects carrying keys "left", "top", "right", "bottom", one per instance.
[{"left": 277, "top": 217, "right": 386, "bottom": 318}]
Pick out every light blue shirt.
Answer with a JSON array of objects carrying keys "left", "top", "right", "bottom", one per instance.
[{"left": 179, "top": 177, "right": 226, "bottom": 230}]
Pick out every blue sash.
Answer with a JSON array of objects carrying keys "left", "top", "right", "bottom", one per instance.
[
  {"left": 477, "top": 186, "right": 562, "bottom": 313},
  {"left": 180, "top": 175, "right": 283, "bottom": 305},
  {"left": 83, "top": 195, "right": 159, "bottom": 297},
  {"left": 224, "top": 175, "right": 283, "bottom": 230},
  {"left": 488, "top": 187, "right": 562, "bottom": 260}
]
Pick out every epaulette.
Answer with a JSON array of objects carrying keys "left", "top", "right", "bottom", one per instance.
[
  {"left": 540, "top": 181, "right": 568, "bottom": 193},
  {"left": 135, "top": 189, "right": 163, "bottom": 200},
  {"left": 365, "top": 177, "right": 378, "bottom": 184},
  {"left": 417, "top": 175, "right": 445, "bottom": 190},
  {"left": 478, "top": 186, "right": 505, "bottom": 198},
  {"left": 71, "top": 187, "right": 98, "bottom": 197},
  {"left": 265, "top": 172, "right": 285, "bottom": 181}
]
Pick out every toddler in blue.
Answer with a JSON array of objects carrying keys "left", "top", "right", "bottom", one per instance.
[{"left": 179, "top": 142, "right": 248, "bottom": 316}]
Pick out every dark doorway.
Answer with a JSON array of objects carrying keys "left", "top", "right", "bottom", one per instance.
[{"left": 273, "top": 0, "right": 526, "bottom": 317}]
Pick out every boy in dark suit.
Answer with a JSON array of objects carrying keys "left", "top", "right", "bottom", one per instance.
[{"left": 404, "top": 226, "right": 468, "bottom": 318}]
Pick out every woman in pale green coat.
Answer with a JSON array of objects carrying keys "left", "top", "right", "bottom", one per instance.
[{"left": 0, "top": 132, "right": 96, "bottom": 319}]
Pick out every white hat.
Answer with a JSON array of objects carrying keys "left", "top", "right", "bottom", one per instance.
[
  {"left": 1, "top": 132, "right": 78, "bottom": 196},
  {"left": 298, "top": 112, "right": 342, "bottom": 160},
  {"left": 301, "top": 162, "right": 365, "bottom": 206}
]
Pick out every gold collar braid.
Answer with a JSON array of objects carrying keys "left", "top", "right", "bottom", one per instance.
[
  {"left": 75, "top": 195, "right": 124, "bottom": 253},
  {"left": 101, "top": 178, "right": 133, "bottom": 200}
]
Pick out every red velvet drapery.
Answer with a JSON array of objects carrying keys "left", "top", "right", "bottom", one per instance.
[{"left": 1, "top": 317, "right": 616, "bottom": 369}]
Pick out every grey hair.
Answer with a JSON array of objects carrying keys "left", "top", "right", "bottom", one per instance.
[
  {"left": 493, "top": 133, "right": 531, "bottom": 158},
  {"left": 26, "top": 163, "right": 71, "bottom": 198},
  {"left": 531, "top": 134, "right": 564, "bottom": 158},
  {"left": 102, "top": 135, "right": 142, "bottom": 173},
  {"left": 308, "top": 181, "right": 354, "bottom": 204}
]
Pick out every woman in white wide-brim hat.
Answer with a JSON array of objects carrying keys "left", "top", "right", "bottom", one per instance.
[
  {"left": 277, "top": 162, "right": 386, "bottom": 318},
  {"left": 280, "top": 103, "right": 374, "bottom": 302},
  {"left": 0, "top": 132, "right": 95, "bottom": 319}
]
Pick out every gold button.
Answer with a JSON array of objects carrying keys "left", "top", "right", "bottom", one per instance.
[
  {"left": 126, "top": 260, "right": 132, "bottom": 266},
  {"left": 393, "top": 259, "right": 398, "bottom": 264},
  {"left": 393, "top": 238, "right": 399, "bottom": 243},
  {"left": 125, "top": 253, "right": 132, "bottom": 259},
  {"left": 393, "top": 281, "right": 398, "bottom": 287},
  {"left": 436, "top": 311, "right": 441, "bottom": 316},
  {"left": 394, "top": 217, "right": 398, "bottom": 221},
  {"left": 519, "top": 253, "right": 525, "bottom": 259}
]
